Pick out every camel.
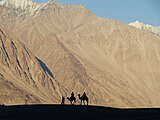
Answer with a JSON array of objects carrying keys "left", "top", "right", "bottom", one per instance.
[
  {"left": 66, "top": 96, "right": 76, "bottom": 105},
  {"left": 78, "top": 93, "right": 88, "bottom": 105}
]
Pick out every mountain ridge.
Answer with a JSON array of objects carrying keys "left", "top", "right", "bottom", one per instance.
[
  {"left": 129, "top": 20, "right": 160, "bottom": 36},
  {"left": 0, "top": 0, "right": 160, "bottom": 107},
  {"left": 0, "top": 0, "right": 55, "bottom": 16}
]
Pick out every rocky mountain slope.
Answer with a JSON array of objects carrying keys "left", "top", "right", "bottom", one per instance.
[
  {"left": 129, "top": 21, "right": 160, "bottom": 36},
  {"left": 0, "top": 27, "right": 62, "bottom": 105},
  {"left": 0, "top": 0, "right": 160, "bottom": 107}
]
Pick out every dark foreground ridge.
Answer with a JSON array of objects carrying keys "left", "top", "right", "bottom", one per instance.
[{"left": 0, "top": 104, "right": 160, "bottom": 120}]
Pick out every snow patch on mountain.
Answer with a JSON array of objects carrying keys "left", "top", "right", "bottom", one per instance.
[
  {"left": 0, "top": 0, "right": 55, "bottom": 16},
  {"left": 0, "top": 0, "right": 33, "bottom": 10},
  {"left": 129, "top": 21, "right": 160, "bottom": 36}
]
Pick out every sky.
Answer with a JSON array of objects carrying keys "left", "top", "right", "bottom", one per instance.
[{"left": 34, "top": 0, "right": 160, "bottom": 26}]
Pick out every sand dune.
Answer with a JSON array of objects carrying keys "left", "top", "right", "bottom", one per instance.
[{"left": 0, "top": 105, "right": 160, "bottom": 120}]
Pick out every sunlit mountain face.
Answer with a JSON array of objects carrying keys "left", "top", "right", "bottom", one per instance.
[{"left": 0, "top": 0, "right": 160, "bottom": 108}]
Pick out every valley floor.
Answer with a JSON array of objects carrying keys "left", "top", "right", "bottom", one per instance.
[{"left": 0, "top": 104, "right": 160, "bottom": 120}]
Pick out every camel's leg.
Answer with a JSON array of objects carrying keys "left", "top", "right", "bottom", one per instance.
[
  {"left": 87, "top": 100, "right": 88, "bottom": 105},
  {"left": 83, "top": 100, "right": 85, "bottom": 105},
  {"left": 80, "top": 100, "right": 82, "bottom": 105}
]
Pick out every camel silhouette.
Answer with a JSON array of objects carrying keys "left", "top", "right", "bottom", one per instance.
[
  {"left": 67, "top": 96, "right": 76, "bottom": 105},
  {"left": 67, "top": 92, "right": 76, "bottom": 105},
  {"left": 78, "top": 92, "right": 88, "bottom": 105}
]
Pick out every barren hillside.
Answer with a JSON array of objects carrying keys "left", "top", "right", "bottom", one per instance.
[
  {"left": 0, "top": 0, "right": 160, "bottom": 107},
  {"left": 0, "top": 27, "right": 62, "bottom": 105}
]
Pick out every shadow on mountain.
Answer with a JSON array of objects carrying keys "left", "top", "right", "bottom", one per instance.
[
  {"left": 0, "top": 104, "right": 160, "bottom": 120},
  {"left": 36, "top": 57, "right": 54, "bottom": 78}
]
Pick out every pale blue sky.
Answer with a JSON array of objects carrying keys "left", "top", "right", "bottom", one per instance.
[{"left": 34, "top": 0, "right": 160, "bottom": 26}]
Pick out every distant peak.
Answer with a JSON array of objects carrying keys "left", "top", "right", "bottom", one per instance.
[
  {"left": 0, "top": 0, "right": 56, "bottom": 16},
  {"left": 129, "top": 20, "right": 160, "bottom": 36},
  {"left": 133, "top": 20, "right": 142, "bottom": 23},
  {"left": 129, "top": 20, "right": 144, "bottom": 27},
  {"left": 0, "top": 0, "right": 34, "bottom": 10},
  {"left": 129, "top": 20, "right": 160, "bottom": 28}
]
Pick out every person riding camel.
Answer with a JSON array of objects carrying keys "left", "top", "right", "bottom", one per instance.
[
  {"left": 67, "top": 92, "right": 76, "bottom": 105},
  {"left": 82, "top": 92, "right": 86, "bottom": 97},
  {"left": 71, "top": 92, "right": 75, "bottom": 97},
  {"left": 78, "top": 92, "right": 88, "bottom": 105},
  {"left": 71, "top": 92, "right": 74, "bottom": 96}
]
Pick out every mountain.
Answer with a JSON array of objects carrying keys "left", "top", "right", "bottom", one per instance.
[
  {"left": 0, "top": 27, "right": 62, "bottom": 105},
  {"left": 0, "top": 0, "right": 34, "bottom": 10},
  {"left": 0, "top": 0, "right": 56, "bottom": 19},
  {"left": 129, "top": 21, "right": 160, "bottom": 36},
  {"left": 0, "top": 0, "right": 160, "bottom": 107}
]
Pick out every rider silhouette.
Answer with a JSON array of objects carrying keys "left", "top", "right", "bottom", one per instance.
[
  {"left": 82, "top": 92, "right": 86, "bottom": 97},
  {"left": 71, "top": 92, "right": 74, "bottom": 96}
]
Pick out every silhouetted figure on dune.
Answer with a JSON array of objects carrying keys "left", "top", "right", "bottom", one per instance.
[
  {"left": 61, "top": 96, "right": 65, "bottom": 105},
  {"left": 78, "top": 92, "right": 89, "bottom": 105},
  {"left": 67, "top": 92, "right": 76, "bottom": 105}
]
